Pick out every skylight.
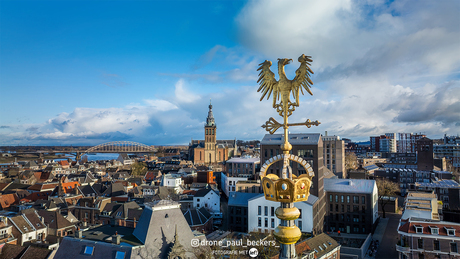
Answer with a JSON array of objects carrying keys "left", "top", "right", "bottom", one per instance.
[
  {"left": 83, "top": 246, "right": 94, "bottom": 255},
  {"left": 115, "top": 251, "right": 125, "bottom": 259}
]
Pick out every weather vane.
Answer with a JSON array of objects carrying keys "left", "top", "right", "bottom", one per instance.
[{"left": 257, "top": 54, "right": 320, "bottom": 259}]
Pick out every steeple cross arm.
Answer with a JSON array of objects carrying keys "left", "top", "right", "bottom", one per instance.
[{"left": 262, "top": 117, "right": 321, "bottom": 134}]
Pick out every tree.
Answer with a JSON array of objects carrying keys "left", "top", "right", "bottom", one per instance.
[
  {"left": 345, "top": 152, "right": 358, "bottom": 171},
  {"left": 131, "top": 161, "right": 147, "bottom": 177},
  {"left": 376, "top": 178, "right": 399, "bottom": 218}
]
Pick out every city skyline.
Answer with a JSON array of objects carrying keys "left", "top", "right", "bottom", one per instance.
[{"left": 1, "top": 0, "right": 459, "bottom": 146}]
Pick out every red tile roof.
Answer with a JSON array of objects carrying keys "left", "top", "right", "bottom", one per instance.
[
  {"left": 0, "top": 193, "right": 19, "bottom": 209},
  {"left": 399, "top": 220, "right": 460, "bottom": 236}
]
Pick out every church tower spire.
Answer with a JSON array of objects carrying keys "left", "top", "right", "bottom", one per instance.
[
  {"left": 206, "top": 99, "right": 216, "bottom": 127},
  {"left": 204, "top": 100, "right": 217, "bottom": 164}
]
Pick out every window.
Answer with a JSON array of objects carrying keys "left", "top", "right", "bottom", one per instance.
[
  {"left": 347, "top": 195, "right": 350, "bottom": 203},
  {"left": 362, "top": 196, "right": 365, "bottom": 204},
  {"left": 451, "top": 242, "right": 458, "bottom": 253},
  {"left": 258, "top": 206, "right": 261, "bottom": 215},
  {"left": 84, "top": 246, "right": 94, "bottom": 255},
  {"left": 353, "top": 196, "right": 359, "bottom": 203},
  {"left": 115, "top": 251, "right": 125, "bottom": 259},
  {"left": 341, "top": 195, "right": 344, "bottom": 203},
  {"left": 430, "top": 226, "right": 439, "bottom": 235},
  {"left": 418, "top": 239, "right": 423, "bottom": 249},
  {"left": 265, "top": 218, "right": 268, "bottom": 228},
  {"left": 341, "top": 205, "right": 344, "bottom": 213},
  {"left": 335, "top": 195, "right": 338, "bottom": 203},
  {"left": 446, "top": 227, "right": 456, "bottom": 236},
  {"left": 258, "top": 217, "right": 261, "bottom": 227},
  {"left": 265, "top": 206, "right": 268, "bottom": 216},
  {"left": 271, "top": 207, "right": 275, "bottom": 217},
  {"left": 335, "top": 204, "right": 338, "bottom": 212},
  {"left": 415, "top": 226, "right": 423, "bottom": 233},
  {"left": 434, "top": 240, "right": 440, "bottom": 251},
  {"left": 330, "top": 195, "right": 332, "bottom": 202},
  {"left": 271, "top": 218, "right": 275, "bottom": 228},
  {"left": 298, "top": 220, "right": 302, "bottom": 231}
]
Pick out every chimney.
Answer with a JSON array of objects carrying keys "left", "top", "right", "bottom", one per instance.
[
  {"left": 112, "top": 234, "right": 121, "bottom": 245},
  {"left": 325, "top": 131, "right": 328, "bottom": 137},
  {"left": 76, "top": 229, "right": 83, "bottom": 239}
]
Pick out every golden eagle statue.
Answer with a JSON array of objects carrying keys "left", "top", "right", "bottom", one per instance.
[{"left": 257, "top": 54, "right": 313, "bottom": 117}]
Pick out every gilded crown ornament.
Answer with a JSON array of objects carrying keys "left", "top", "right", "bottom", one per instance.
[{"left": 257, "top": 54, "right": 320, "bottom": 257}]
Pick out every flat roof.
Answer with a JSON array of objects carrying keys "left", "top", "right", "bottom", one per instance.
[
  {"left": 415, "top": 180, "right": 460, "bottom": 189},
  {"left": 226, "top": 157, "right": 260, "bottom": 164},
  {"left": 324, "top": 179, "right": 376, "bottom": 194},
  {"left": 261, "top": 133, "right": 321, "bottom": 145}
]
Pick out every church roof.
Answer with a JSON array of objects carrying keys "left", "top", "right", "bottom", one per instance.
[{"left": 132, "top": 200, "right": 197, "bottom": 258}]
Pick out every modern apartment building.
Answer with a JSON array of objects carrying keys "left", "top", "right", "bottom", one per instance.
[
  {"left": 247, "top": 193, "right": 316, "bottom": 234},
  {"left": 324, "top": 179, "right": 379, "bottom": 234},
  {"left": 322, "top": 135, "right": 346, "bottom": 178}
]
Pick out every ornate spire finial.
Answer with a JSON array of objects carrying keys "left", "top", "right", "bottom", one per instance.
[{"left": 206, "top": 100, "right": 216, "bottom": 127}]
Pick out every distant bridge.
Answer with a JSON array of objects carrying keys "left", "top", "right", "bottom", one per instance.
[
  {"left": 7, "top": 141, "right": 156, "bottom": 161},
  {"left": 72, "top": 141, "right": 155, "bottom": 160},
  {"left": 84, "top": 141, "right": 155, "bottom": 153}
]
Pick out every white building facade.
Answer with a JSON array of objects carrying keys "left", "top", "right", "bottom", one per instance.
[
  {"left": 220, "top": 172, "right": 249, "bottom": 198},
  {"left": 247, "top": 194, "right": 316, "bottom": 234},
  {"left": 193, "top": 188, "right": 220, "bottom": 213}
]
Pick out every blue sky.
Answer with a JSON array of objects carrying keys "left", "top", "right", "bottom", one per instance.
[{"left": 1, "top": 0, "right": 459, "bottom": 146}]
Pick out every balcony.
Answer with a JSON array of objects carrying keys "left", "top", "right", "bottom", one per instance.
[{"left": 395, "top": 244, "right": 410, "bottom": 253}]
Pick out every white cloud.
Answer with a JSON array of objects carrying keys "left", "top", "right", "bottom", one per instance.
[{"left": 174, "top": 79, "right": 201, "bottom": 103}]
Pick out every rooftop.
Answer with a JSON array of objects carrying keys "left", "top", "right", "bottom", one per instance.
[
  {"left": 261, "top": 133, "right": 321, "bottom": 145},
  {"left": 415, "top": 179, "right": 460, "bottom": 189},
  {"left": 324, "top": 179, "right": 376, "bottom": 194}
]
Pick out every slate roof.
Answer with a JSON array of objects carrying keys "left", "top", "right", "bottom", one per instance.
[
  {"left": 112, "top": 202, "right": 141, "bottom": 219},
  {"left": 0, "top": 243, "right": 27, "bottom": 259},
  {"left": 53, "top": 236, "right": 133, "bottom": 259},
  {"left": 102, "top": 182, "right": 125, "bottom": 197},
  {"left": 38, "top": 210, "right": 75, "bottom": 230},
  {"left": 194, "top": 187, "right": 217, "bottom": 198},
  {"left": 132, "top": 200, "right": 197, "bottom": 259},
  {"left": 17, "top": 245, "right": 52, "bottom": 259},
  {"left": 228, "top": 192, "right": 260, "bottom": 207},
  {"left": 183, "top": 207, "right": 212, "bottom": 227},
  {"left": 79, "top": 184, "right": 101, "bottom": 197}
]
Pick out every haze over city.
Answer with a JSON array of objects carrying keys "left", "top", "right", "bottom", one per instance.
[{"left": 1, "top": 0, "right": 459, "bottom": 146}]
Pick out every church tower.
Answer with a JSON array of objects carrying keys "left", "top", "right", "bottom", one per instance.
[{"left": 204, "top": 100, "right": 217, "bottom": 164}]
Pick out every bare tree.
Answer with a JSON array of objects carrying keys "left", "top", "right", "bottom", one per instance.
[
  {"left": 131, "top": 161, "right": 147, "bottom": 177},
  {"left": 376, "top": 178, "right": 399, "bottom": 218},
  {"left": 345, "top": 152, "right": 358, "bottom": 171}
]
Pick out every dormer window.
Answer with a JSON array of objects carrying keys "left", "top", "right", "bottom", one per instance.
[
  {"left": 445, "top": 227, "right": 456, "bottom": 236},
  {"left": 415, "top": 225, "right": 423, "bottom": 233},
  {"left": 429, "top": 226, "right": 439, "bottom": 235}
]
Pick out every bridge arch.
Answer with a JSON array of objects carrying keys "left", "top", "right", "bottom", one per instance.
[{"left": 84, "top": 141, "right": 155, "bottom": 153}]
